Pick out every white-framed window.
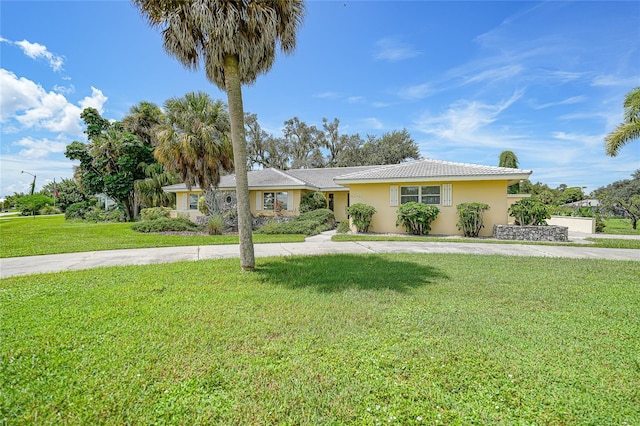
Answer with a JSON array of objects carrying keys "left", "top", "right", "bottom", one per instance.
[
  {"left": 189, "top": 193, "right": 199, "bottom": 210},
  {"left": 263, "top": 191, "right": 288, "bottom": 211},
  {"left": 400, "top": 185, "right": 441, "bottom": 205}
]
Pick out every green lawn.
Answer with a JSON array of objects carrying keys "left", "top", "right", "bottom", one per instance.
[
  {"left": 603, "top": 217, "right": 640, "bottom": 235},
  {"left": 0, "top": 215, "right": 304, "bottom": 258},
  {"left": 1, "top": 254, "right": 639, "bottom": 425},
  {"left": 333, "top": 233, "right": 640, "bottom": 249}
]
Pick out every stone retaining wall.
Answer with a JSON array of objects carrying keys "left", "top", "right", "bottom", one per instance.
[{"left": 493, "top": 224, "right": 568, "bottom": 242}]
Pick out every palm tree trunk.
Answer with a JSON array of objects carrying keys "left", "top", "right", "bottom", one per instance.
[{"left": 224, "top": 54, "right": 255, "bottom": 271}]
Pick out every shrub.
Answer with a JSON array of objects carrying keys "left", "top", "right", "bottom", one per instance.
[
  {"left": 65, "top": 201, "right": 125, "bottom": 222},
  {"left": 140, "top": 207, "right": 172, "bottom": 221},
  {"left": 508, "top": 197, "right": 550, "bottom": 225},
  {"left": 336, "top": 220, "right": 351, "bottom": 234},
  {"left": 131, "top": 217, "right": 201, "bottom": 233},
  {"left": 297, "top": 209, "right": 336, "bottom": 228},
  {"left": 207, "top": 214, "right": 225, "bottom": 235},
  {"left": 65, "top": 201, "right": 92, "bottom": 220},
  {"left": 256, "top": 209, "right": 336, "bottom": 236},
  {"left": 39, "top": 205, "right": 62, "bottom": 215},
  {"left": 198, "top": 196, "right": 209, "bottom": 215},
  {"left": 16, "top": 194, "right": 54, "bottom": 216},
  {"left": 396, "top": 202, "right": 440, "bottom": 235},
  {"left": 456, "top": 202, "right": 490, "bottom": 237},
  {"left": 347, "top": 203, "right": 376, "bottom": 233},
  {"left": 299, "top": 192, "right": 327, "bottom": 213}
]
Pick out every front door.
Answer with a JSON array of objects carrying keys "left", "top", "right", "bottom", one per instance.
[{"left": 328, "top": 193, "right": 334, "bottom": 211}]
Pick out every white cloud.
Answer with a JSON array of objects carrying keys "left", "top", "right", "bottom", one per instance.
[
  {"left": 53, "top": 84, "right": 76, "bottom": 95},
  {"left": 0, "top": 69, "right": 107, "bottom": 136},
  {"left": 0, "top": 154, "right": 77, "bottom": 196},
  {"left": 533, "top": 95, "right": 586, "bottom": 109},
  {"left": 313, "top": 91, "right": 339, "bottom": 99},
  {"left": 463, "top": 65, "right": 523, "bottom": 85},
  {"left": 591, "top": 74, "right": 638, "bottom": 87},
  {"left": 14, "top": 39, "right": 65, "bottom": 72},
  {"left": 13, "top": 136, "right": 68, "bottom": 159},
  {"left": 398, "top": 83, "right": 434, "bottom": 100},
  {"left": 413, "top": 90, "right": 525, "bottom": 146},
  {"left": 0, "top": 69, "right": 43, "bottom": 121},
  {"left": 551, "top": 131, "right": 603, "bottom": 147},
  {"left": 373, "top": 38, "right": 421, "bottom": 62},
  {"left": 361, "top": 117, "right": 383, "bottom": 130},
  {"left": 347, "top": 96, "right": 365, "bottom": 104}
]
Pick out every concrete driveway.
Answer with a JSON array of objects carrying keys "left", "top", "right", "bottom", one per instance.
[{"left": 1, "top": 232, "right": 638, "bottom": 278}]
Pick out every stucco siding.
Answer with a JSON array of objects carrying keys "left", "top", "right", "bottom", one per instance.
[
  {"left": 348, "top": 181, "right": 510, "bottom": 236},
  {"left": 331, "top": 191, "right": 349, "bottom": 222}
]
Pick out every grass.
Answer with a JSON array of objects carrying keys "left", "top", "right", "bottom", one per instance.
[
  {"left": 1, "top": 254, "right": 639, "bottom": 424},
  {"left": 0, "top": 215, "right": 304, "bottom": 258},
  {"left": 602, "top": 217, "right": 640, "bottom": 235}
]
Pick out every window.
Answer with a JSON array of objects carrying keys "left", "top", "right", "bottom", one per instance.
[
  {"left": 400, "top": 185, "right": 440, "bottom": 205},
  {"left": 189, "top": 194, "right": 199, "bottom": 210},
  {"left": 263, "top": 192, "right": 288, "bottom": 211}
]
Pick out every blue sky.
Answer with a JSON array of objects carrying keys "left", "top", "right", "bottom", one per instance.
[{"left": 1, "top": 0, "right": 639, "bottom": 197}]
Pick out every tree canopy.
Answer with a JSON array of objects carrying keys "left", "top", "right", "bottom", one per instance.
[
  {"left": 65, "top": 107, "right": 155, "bottom": 221},
  {"left": 593, "top": 169, "right": 640, "bottom": 229},
  {"left": 245, "top": 116, "right": 421, "bottom": 169},
  {"left": 153, "top": 92, "right": 234, "bottom": 191}
]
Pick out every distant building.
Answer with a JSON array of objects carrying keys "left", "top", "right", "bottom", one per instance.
[
  {"left": 561, "top": 199, "right": 600, "bottom": 208},
  {"left": 95, "top": 193, "right": 117, "bottom": 209}
]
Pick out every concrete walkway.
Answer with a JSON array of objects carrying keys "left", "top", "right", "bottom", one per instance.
[{"left": 1, "top": 231, "right": 638, "bottom": 278}]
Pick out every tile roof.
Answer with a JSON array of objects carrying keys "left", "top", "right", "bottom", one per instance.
[
  {"left": 162, "top": 159, "right": 532, "bottom": 192},
  {"left": 217, "top": 168, "right": 309, "bottom": 189},
  {"left": 285, "top": 166, "right": 380, "bottom": 190},
  {"left": 334, "top": 159, "right": 532, "bottom": 183}
]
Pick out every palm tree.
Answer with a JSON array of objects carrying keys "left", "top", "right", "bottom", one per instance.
[
  {"left": 154, "top": 92, "right": 234, "bottom": 192},
  {"left": 499, "top": 150, "right": 519, "bottom": 169},
  {"left": 606, "top": 86, "right": 640, "bottom": 156},
  {"left": 134, "top": 163, "right": 179, "bottom": 209},
  {"left": 499, "top": 150, "right": 520, "bottom": 194},
  {"left": 133, "top": 0, "right": 305, "bottom": 271},
  {"left": 123, "top": 101, "right": 165, "bottom": 147}
]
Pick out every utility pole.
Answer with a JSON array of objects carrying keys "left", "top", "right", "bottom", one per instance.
[{"left": 21, "top": 171, "right": 37, "bottom": 195}]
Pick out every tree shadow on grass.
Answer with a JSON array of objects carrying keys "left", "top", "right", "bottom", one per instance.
[{"left": 256, "top": 254, "right": 449, "bottom": 293}]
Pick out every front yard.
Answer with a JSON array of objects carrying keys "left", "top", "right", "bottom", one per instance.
[
  {"left": 2, "top": 254, "right": 638, "bottom": 424},
  {"left": 0, "top": 215, "right": 304, "bottom": 258}
]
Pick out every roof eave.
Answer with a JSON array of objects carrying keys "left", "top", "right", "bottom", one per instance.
[{"left": 334, "top": 172, "right": 532, "bottom": 185}]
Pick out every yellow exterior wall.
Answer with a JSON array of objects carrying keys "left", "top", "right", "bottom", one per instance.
[
  {"left": 348, "top": 181, "right": 511, "bottom": 236},
  {"left": 328, "top": 191, "right": 350, "bottom": 222},
  {"left": 171, "top": 190, "right": 204, "bottom": 222},
  {"left": 250, "top": 189, "right": 303, "bottom": 217}
]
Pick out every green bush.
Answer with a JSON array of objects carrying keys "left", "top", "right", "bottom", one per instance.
[
  {"left": 198, "top": 196, "right": 209, "bottom": 215},
  {"left": 508, "top": 197, "right": 550, "bottom": 226},
  {"left": 207, "top": 214, "right": 225, "bottom": 235},
  {"left": 256, "top": 209, "right": 336, "bottom": 236},
  {"left": 299, "top": 192, "right": 327, "bottom": 213},
  {"left": 65, "top": 201, "right": 92, "bottom": 220},
  {"left": 346, "top": 203, "right": 376, "bottom": 233},
  {"left": 456, "top": 202, "right": 490, "bottom": 237},
  {"left": 336, "top": 221, "right": 351, "bottom": 234},
  {"left": 65, "top": 201, "right": 124, "bottom": 222},
  {"left": 297, "top": 209, "right": 336, "bottom": 228},
  {"left": 131, "top": 217, "right": 201, "bottom": 233},
  {"left": 16, "top": 194, "right": 54, "bottom": 216},
  {"left": 39, "top": 205, "right": 62, "bottom": 216},
  {"left": 140, "top": 207, "right": 172, "bottom": 221},
  {"left": 396, "top": 202, "right": 440, "bottom": 235}
]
